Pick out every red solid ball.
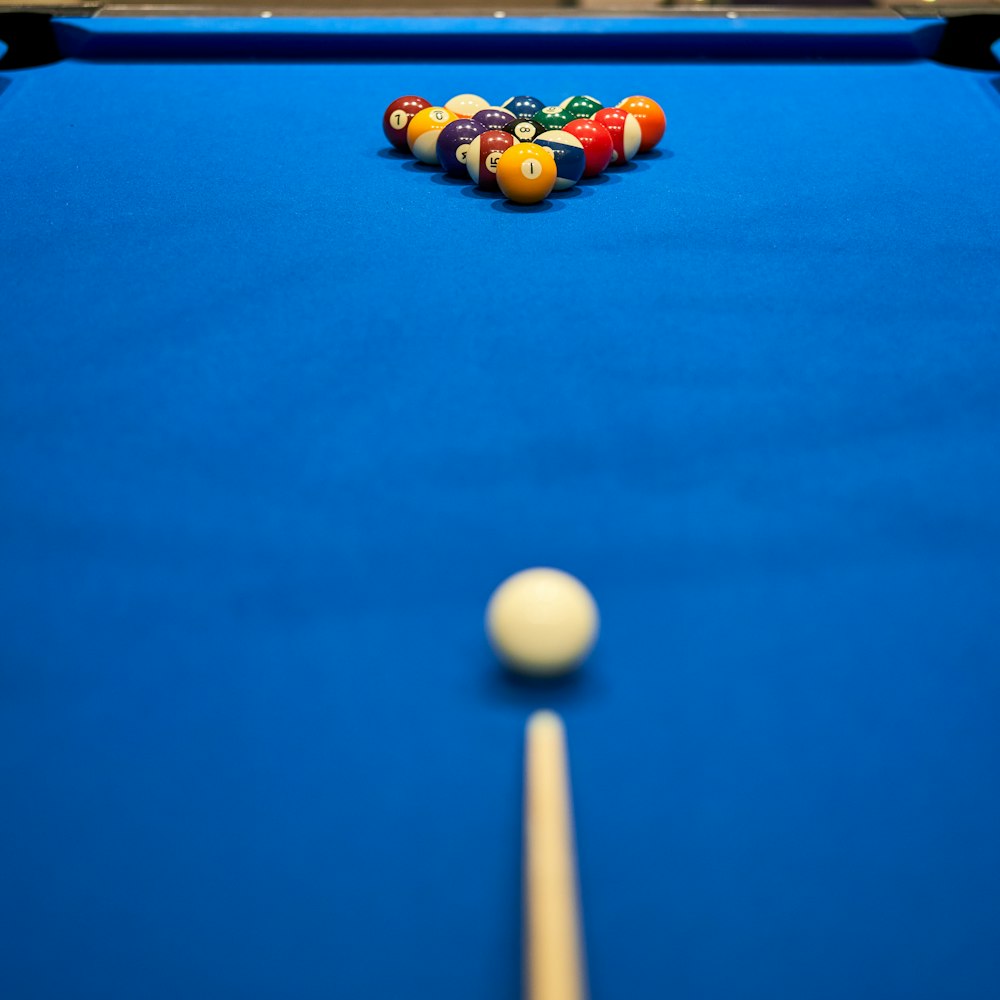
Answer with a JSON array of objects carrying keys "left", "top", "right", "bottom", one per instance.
[
  {"left": 382, "top": 95, "right": 431, "bottom": 151},
  {"left": 562, "top": 118, "right": 614, "bottom": 178}
]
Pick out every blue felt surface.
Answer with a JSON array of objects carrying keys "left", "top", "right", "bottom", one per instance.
[{"left": 1, "top": 21, "right": 1000, "bottom": 1000}]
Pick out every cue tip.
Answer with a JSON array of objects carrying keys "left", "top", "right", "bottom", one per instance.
[{"left": 526, "top": 709, "right": 564, "bottom": 739}]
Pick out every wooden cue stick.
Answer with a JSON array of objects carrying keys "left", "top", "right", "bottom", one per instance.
[{"left": 524, "top": 710, "right": 588, "bottom": 1000}]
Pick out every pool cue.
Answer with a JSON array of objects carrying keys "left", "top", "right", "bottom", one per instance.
[{"left": 524, "top": 710, "right": 588, "bottom": 1000}]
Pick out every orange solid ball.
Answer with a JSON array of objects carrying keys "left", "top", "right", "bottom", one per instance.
[
  {"left": 495, "top": 142, "right": 557, "bottom": 205},
  {"left": 616, "top": 95, "right": 666, "bottom": 153}
]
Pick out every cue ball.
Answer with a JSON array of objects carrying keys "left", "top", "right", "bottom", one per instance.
[{"left": 485, "top": 568, "right": 599, "bottom": 676}]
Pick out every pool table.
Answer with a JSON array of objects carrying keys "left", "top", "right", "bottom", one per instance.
[{"left": 1, "top": 11, "right": 999, "bottom": 1000}]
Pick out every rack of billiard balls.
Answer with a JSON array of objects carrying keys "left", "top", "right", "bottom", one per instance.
[{"left": 382, "top": 93, "right": 666, "bottom": 205}]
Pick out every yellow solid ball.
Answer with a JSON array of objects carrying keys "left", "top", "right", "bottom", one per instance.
[
  {"left": 495, "top": 142, "right": 557, "bottom": 205},
  {"left": 485, "top": 568, "right": 599, "bottom": 676}
]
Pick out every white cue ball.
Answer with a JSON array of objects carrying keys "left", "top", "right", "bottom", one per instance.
[{"left": 485, "top": 567, "right": 599, "bottom": 676}]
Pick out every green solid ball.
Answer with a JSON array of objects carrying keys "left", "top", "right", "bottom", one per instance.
[
  {"left": 532, "top": 105, "right": 575, "bottom": 132},
  {"left": 560, "top": 95, "right": 604, "bottom": 121}
]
